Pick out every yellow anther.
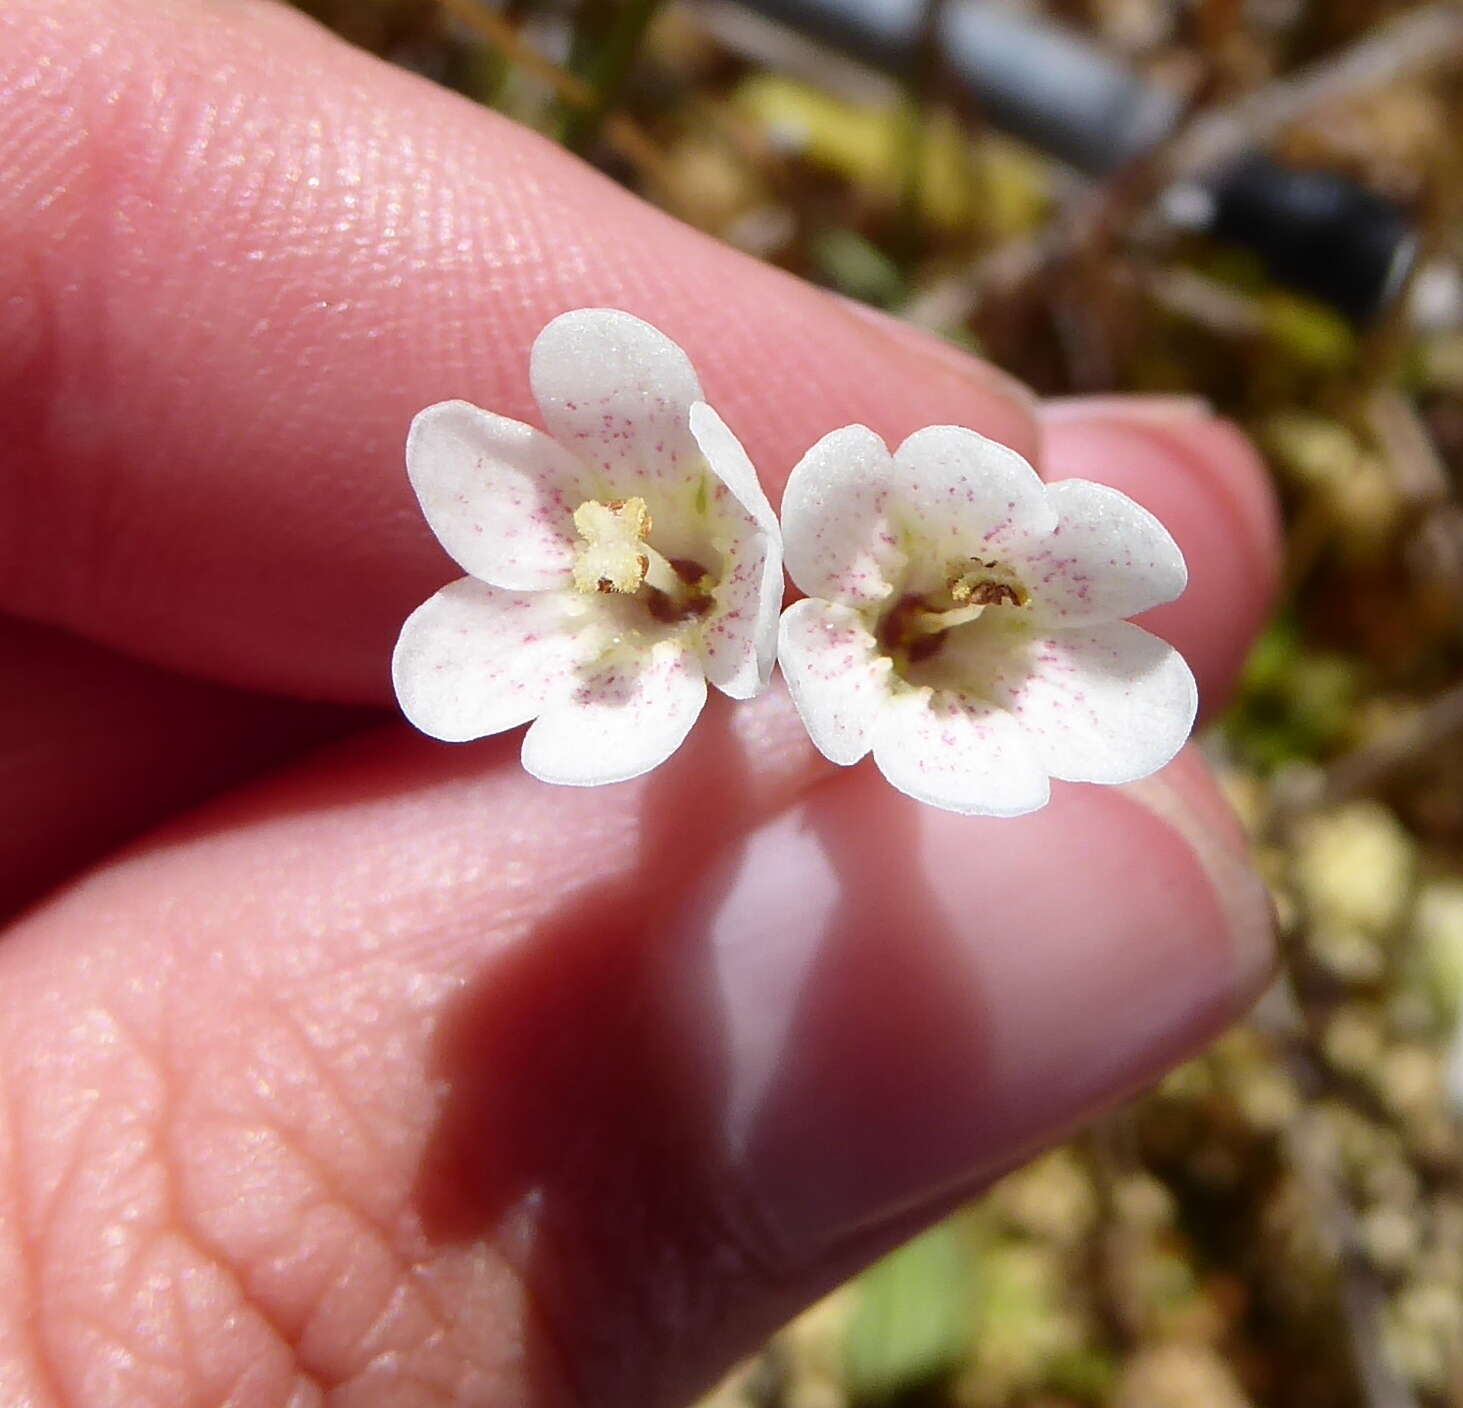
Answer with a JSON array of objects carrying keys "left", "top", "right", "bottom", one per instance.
[
  {"left": 572, "top": 497, "right": 654, "bottom": 594},
  {"left": 946, "top": 559, "right": 1029, "bottom": 610}
]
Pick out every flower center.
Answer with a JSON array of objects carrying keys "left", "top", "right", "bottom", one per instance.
[
  {"left": 878, "top": 557, "right": 1031, "bottom": 666},
  {"left": 570, "top": 496, "right": 714, "bottom": 623}
]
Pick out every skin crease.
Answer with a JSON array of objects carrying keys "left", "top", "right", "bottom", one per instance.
[{"left": 0, "top": 1, "right": 1282, "bottom": 1405}]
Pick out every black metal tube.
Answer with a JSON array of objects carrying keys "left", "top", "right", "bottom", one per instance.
[
  {"left": 737, "top": 0, "right": 1181, "bottom": 174},
  {"left": 734, "top": 0, "right": 1418, "bottom": 321}
]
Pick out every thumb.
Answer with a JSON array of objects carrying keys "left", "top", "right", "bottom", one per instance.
[
  {"left": 0, "top": 712, "right": 1272, "bottom": 1407},
  {"left": 422, "top": 744, "right": 1271, "bottom": 1403}
]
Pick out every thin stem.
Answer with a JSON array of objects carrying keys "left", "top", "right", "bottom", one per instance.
[
  {"left": 434, "top": 0, "right": 671, "bottom": 182},
  {"left": 1254, "top": 979, "right": 1423, "bottom": 1408},
  {"left": 1170, "top": 3, "right": 1463, "bottom": 178},
  {"left": 891, "top": 0, "right": 952, "bottom": 263},
  {"left": 559, "top": 0, "right": 668, "bottom": 154},
  {"left": 1282, "top": 677, "right": 1463, "bottom": 819}
]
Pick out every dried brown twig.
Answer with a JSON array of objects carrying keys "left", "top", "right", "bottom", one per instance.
[
  {"left": 1168, "top": 3, "right": 1463, "bottom": 180},
  {"left": 1274, "top": 680, "right": 1463, "bottom": 820}
]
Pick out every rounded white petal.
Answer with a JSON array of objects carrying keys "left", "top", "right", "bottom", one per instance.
[
  {"left": 521, "top": 641, "right": 708, "bottom": 786},
  {"left": 891, "top": 425, "right": 1057, "bottom": 563},
  {"left": 688, "top": 401, "right": 783, "bottom": 699},
  {"left": 1014, "top": 479, "right": 1188, "bottom": 627},
  {"left": 872, "top": 689, "right": 1051, "bottom": 817},
  {"left": 780, "top": 424, "right": 903, "bottom": 605},
  {"left": 777, "top": 597, "right": 892, "bottom": 765},
  {"left": 405, "top": 401, "right": 593, "bottom": 591},
  {"left": 689, "top": 401, "right": 779, "bottom": 534},
  {"left": 530, "top": 308, "right": 704, "bottom": 494},
  {"left": 996, "top": 620, "right": 1198, "bottom": 784},
  {"left": 392, "top": 578, "right": 591, "bottom": 742}
]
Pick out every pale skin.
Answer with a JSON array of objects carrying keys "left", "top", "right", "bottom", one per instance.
[{"left": 0, "top": 1, "right": 1284, "bottom": 1404}]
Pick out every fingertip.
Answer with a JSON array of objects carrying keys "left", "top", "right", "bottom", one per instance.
[
  {"left": 1121, "top": 753, "right": 1277, "bottom": 1005},
  {"left": 1040, "top": 393, "right": 1214, "bottom": 425},
  {"left": 692, "top": 759, "right": 1272, "bottom": 1271},
  {"left": 827, "top": 299, "right": 1039, "bottom": 452},
  {"left": 1038, "top": 403, "right": 1282, "bottom": 713}
]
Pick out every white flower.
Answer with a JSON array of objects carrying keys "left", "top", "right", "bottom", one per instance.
[
  {"left": 392, "top": 309, "right": 783, "bottom": 785},
  {"left": 776, "top": 424, "right": 1197, "bottom": 816}
]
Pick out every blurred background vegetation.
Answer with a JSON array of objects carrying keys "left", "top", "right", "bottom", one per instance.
[{"left": 291, "top": 0, "right": 1462, "bottom": 1401}]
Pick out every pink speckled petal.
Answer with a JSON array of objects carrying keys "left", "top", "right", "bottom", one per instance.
[
  {"left": 892, "top": 425, "right": 1056, "bottom": 562},
  {"left": 392, "top": 578, "right": 591, "bottom": 742},
  {"left": 521, "top": 641, "right": 708, "bottom": 786},
  {"left": 995, "top": 621, "right": 1197, "bottom": 784},
  {"left": 689, "top": 402, "right": 782, "bottom": 699},
  {"left": 1014, "top": 479, "right": 1189, "bottom": 627},
  {"left": 405, "top": 401, "right": 593, "bottom": 591},
  {"left": 530, "top": 308, "right": 704, "bottom": 493},
  {"left": 781, "top": 425, "right": 903, "bottom": 606},
  {"left": 872, "top": 689, "right": 1050, "bottom": 817},
  {"left": 777, "top": 597, "right": 892, "bottom": 765}
]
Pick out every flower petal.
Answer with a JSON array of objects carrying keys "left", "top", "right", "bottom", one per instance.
[
  {"left": 405, "top": 401, "right": 594, "bottom": 591},
  {"left": 392, "top": 578, "right": 591, "bottom": 742},
  {"left": 780, "top": 424, "right": 903, "bottom": 605},
  {"left": 689, "top": 401, "right": 779, "bottom": 537},
  {"left": 1013, "top": 479, "right": 1189, "bottom": 627},
  {"left": 872, "top": 689, "right": 1051, "bottom": 817},
  {"left": 688, "top": 401, "right": 783, "bottom": 699},
  {"left": 777, "top": 597, "right": 892, "bottom": 764},
  {"left": 530, "top": 308, "right": 704, "bottom": 494},
  {"left": 994, "top": 620, "right": 1197, "bottom": 784},
  {"left": 891, "top": 425, "right": 1056, "bottom": 566},
  {"left": 521, "top": 641, "right": 708, "bottom": 786}
]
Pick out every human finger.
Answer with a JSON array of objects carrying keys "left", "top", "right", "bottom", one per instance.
[
  {"left": 0, "top": 616, "right": 360, "bottom": 919},
  {"left": 1, "top": 0, "right": 1277, "bottom": 720},
  {"left": 0, "top": 709, "right": 1271, "bottom": 1405},
  {"left": 1041, "top": 399, "right": 1281, "bottom": 713},
  {"left": 0, "top": 0, "right": 1032, "bottom": 703}
]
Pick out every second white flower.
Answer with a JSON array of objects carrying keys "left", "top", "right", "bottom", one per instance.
[{"left": 776, "top": 424, "right": 1197, "bottom": 816}]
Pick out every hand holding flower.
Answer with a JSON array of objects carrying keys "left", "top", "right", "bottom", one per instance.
[{"left": 0, "top": 5, "right": 1279, "bottom": 1402}]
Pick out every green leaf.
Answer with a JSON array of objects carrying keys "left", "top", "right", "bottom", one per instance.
[
  {"left": 844, "top": 1220, "right": 972, "bottom": 1402},
  {"left": 810, "top": 228, "right": 906, "bottom": 309}
]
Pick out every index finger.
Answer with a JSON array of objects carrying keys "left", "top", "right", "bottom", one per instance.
[{"left": 0, "top": 0, "right": 1273, "bottom": 713}]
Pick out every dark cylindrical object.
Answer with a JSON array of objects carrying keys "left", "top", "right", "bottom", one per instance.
[
  {"left": 735, "top": 0, "right": 1419, "bottom": 322},
  {"left": 742, "top": 0, "right": 1181, "bottom": 173},
  {"left": 1207, "top": 153, "right": 1417, "bottom": 324}
]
